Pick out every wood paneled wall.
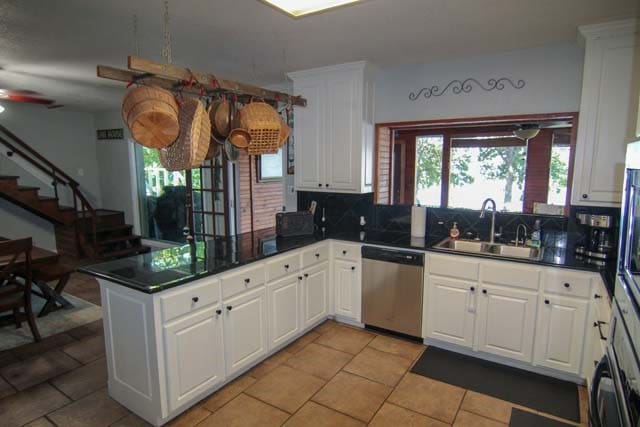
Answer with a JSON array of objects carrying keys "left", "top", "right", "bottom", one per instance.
[
  {"left": 523, "top": 129, "right": 553, "bottom": 213},
  {"left": 237, "top": 151, "right": 283, "bottom": 233},
  {"left": 375, "top": 126, "right": 392, "bottom": 204}
]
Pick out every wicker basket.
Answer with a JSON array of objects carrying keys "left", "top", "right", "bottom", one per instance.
[
  {"left": 159, "top": 98, "right": 211, "bottom": 171},
  {"left": 238, "top": 102, "right": 282, "bottom": 155},
  {"left": 121, "top": 86, "right": 179, "bottom": 148}
]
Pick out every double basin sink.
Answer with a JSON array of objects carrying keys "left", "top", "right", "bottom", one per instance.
[{"left": 434, "top": 238, "right": 543, "bottom": 261}]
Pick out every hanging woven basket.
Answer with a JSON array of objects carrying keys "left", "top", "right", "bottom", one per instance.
[
  {"left": 238, "top": 102, "right": 282, "bottom": 155},
  {"left": 121, "top": 86, "right": 179, "bottom": 148},
  {"left": 159, "top": 98, "right": 211, "bottom": 171}
]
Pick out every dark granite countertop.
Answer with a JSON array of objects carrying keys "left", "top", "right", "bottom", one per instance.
[{"left": 80, "top": 228, "right": 615, "bottom": 295}]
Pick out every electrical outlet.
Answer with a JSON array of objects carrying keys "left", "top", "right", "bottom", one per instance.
[
  {"left": 288, "top": 186, "right": 295, "bottom": 195},
  {"left": 77, "top": 168, "right": 85, "bottom": 177}
]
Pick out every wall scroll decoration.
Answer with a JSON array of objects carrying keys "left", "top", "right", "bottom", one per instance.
[{"left": 409, "top": 78, "right": 525, "bottom": 101}]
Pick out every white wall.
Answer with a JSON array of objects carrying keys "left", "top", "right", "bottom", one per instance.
[
  {"left": 0, "top": 102, "right": 102, "bottom": 251},
  {"left": 374, "top": 43, "right": 584, "bottom": 123}
]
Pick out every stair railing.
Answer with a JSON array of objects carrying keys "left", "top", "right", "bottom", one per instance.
[{"left": 0, "top": 124, "right": 98, "bottom": 254}]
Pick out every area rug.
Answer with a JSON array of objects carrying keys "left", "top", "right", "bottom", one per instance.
[
  {"left": 509, "top": 408, "right": 574, "bottom": 426},
  {"left": 0, "top": 293, "right": 102, "bottom": 351},
  {"left": 411, "top": 347, "right": 580, "bottom": 422}
]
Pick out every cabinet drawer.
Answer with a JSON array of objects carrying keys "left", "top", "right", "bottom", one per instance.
[
  {"left": 429, "top": 254, "right": 479, "bottom": 281},
  {"left": 302, "top": 244, "right": 329, "bottom": 268},
  {"left": 266, "top": 253, "right": 301, "bottom": 282},
  {"left": 161, "top": 279, "right": 221, "bottom": 322},
  {"left": 481, "top": 262, "right": 540, "bottom": 291},
  {"left": 333, "top": 242, "right": 361, "bottom": 262},
  {"left": 221, "top": 264, "right": 266, "bottom": 300},
  {"left": 543, "top": 270, "right": 592, "bottom": 299}
]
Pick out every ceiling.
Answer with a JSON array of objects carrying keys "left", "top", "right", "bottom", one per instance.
[{"left": 0, "top": 0, "right": 637, "bottom": 112}]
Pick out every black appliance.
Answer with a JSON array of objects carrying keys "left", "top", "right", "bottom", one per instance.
[{"left": 575, "top": 213, "right": 616, "bottom": 266}]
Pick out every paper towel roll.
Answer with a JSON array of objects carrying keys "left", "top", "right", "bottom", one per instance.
[{"left": 411, "top": 206, "right": 427, "bottom": 238}]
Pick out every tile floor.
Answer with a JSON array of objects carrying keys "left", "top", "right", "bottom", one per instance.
[{"left": 0, "top": 273, "right": 589, "bottom": 426}]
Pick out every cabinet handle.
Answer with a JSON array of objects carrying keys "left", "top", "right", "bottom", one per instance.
[
  {"left": 582, "top": 194, "right": 588, "bottom": 199},
  {"left": 343, "top": 250, "right": 347, "bottom": 255},
  {"left": 594, "top": 321, "right": 608, "bottom": 341},
  {"left": 315, "top": 253, "right": 320, "bottom": 258},
  {"left": 563, "top": 282, "right": 570, "bottom": 288},
  {"left": 482, "top": 289, "right": 487, "bottom": 294},
  {"left": 227, "top": 305, "right": 233, "bottom": 311},
  {"left": 470, "top": 286, "right": 475, "bottom": 292},
  {"left": 244, "top": 278, "right": 251, "bottom": 285},
  {"left": 545, "top": 299, "right": 550, "bottom": 305},
  {"left": 326, "top": 184, "right": 329, "bottom": 187},
  {"left": 594, "top": 360, "right": 599, "bottom": 367},
  {"left": 351, "top": 266, "right": 356, "bottom": 271},
  {"left": 304, "top": 273, "right": 309, "bottom": 278},
  {"left": 594, "top": 293, "right": 602, "bottom": 299},
  {"left": 284, "top": 264, "right": 290, "bottom": 269},
  {"left": 298, "top": 276, "right": 303, "bottom": 280},
  {"left": 192, "top": 297, "right": 199, "bottom": 303},
  {"left": 318, "top": 183, "right": 322, "bottom": 187},
  {"left": 216, "top": 309, "right": 222, "bottom": 315}
]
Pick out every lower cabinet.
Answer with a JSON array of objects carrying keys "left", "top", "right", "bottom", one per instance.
[
  {"left": 534, "top": 295, "right": 588, "bottom": 375},
  {"left": 223, "top": 286, "right": 268, "bottom": 377},
  {"left": 163, "top": 306, "right": 225, "bottom": 412},
  {"left": 267, "top": 276, "right": 301, "bottom": 349},
  {"left": 426, "top": 276, "right": 476, "bottom": 348},
  {"left": 476, "top": 285, "right": 537, "bottom": 363},
  {"left": 333, "top": 259, "right": 361, "bottom": 321},
  {"left": 302, "top": 262, "right": 329, "bottom": 329}
]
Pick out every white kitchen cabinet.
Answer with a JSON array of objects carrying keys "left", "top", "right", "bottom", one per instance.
[
  {"left": 333, "top": 259, "right": 361, "bottom": 321},
  {"left": 223, "top": 286, "right": 268, "bottom": 377},
  {"left": 302, "top": 262, "right": 329, "bottom": 329},
  {"left": 267, "top": 275, "right": 301, "bottom": 350},
  {"left": 426, "top": 276, "right": 476, "bottom": 348},
  {"left": 289, "top": 62, "right": 374, "bottom": 193},
  {"left": 583, "top": 278, "right": 611, "bottom": 385},
  {"left": 534, "top": 295, "right": 589, "bottom": 375},
  {"left": 572, "top": 20, "right": 638, "bottom": 206},
  {"left": 476, "top": 285, "right": 537, "bottom": 363},
  {"left": 163, "top": 306, "right": 225, "bottom": 412}
]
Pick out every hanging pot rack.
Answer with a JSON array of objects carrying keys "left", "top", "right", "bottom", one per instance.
[{"left": 96, "top": 55, "right": 307, "bottom": 107}]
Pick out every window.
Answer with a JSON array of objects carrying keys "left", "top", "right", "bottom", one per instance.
[
  {"left": 415, "top": 136, "right": 443, "bottom": 206},
  {"left": 547, "top": 131, "right": 571, "bottom": 206},
  {"left": 257, "top": 148, "right": 284, "bottom": 182}
]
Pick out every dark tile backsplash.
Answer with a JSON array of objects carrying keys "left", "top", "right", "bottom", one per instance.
[{"left": 297, "top": 192, "right": 374, "bottom": 232}]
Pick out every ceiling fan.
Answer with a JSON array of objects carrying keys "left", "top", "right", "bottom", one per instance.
[{"left": 0, "top": 89, "right": 62, "bottom": 109}]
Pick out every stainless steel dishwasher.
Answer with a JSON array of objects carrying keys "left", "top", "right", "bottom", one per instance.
[{"left": 361, "top": 246, "right": 424, "bottom": 338}]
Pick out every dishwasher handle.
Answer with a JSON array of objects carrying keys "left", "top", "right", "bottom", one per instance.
[{"left": 361, "top": 246, "right": 424, "bottom": 266}]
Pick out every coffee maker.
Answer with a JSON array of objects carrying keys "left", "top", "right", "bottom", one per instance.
[{"left": 575, "top": 213, "right": 615, "bottom": 266}]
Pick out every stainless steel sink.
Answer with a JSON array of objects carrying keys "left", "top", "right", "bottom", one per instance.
[{"left": 434, "top": 238, "right": 543, "bottom": 261}]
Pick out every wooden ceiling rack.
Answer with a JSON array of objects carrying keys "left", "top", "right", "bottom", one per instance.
[{"left": 97, "top": 55, "right": 307, "bottom": 107}]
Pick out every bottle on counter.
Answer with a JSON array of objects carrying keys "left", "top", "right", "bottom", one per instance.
[
  {"left": 449, "top": 222, "right": 460, "bottom": 240},
  {"left": 529, "top": 220, "right": 542, "bottom": 248}
]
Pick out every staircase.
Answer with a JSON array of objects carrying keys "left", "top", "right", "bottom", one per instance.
[{"left": 0, "top": 125, "right": 150, "bottom": 260}]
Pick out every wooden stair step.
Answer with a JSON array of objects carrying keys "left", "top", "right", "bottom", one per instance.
[
  {"left": 97, "top": 235, "right": 142, "bottom": 246},
  {"left": 101, "top": 245, "right": 151, "bottom": 260},
  {"left": 17, "top": 185, "right": 40, "bottom": 192}
]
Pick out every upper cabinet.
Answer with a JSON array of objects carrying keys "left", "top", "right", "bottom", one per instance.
[
  {"left": 289, "top": 62, "right": 375, "bottom": 194},
  {"left": 572, "top": 20, "right": 638, "bottom": 207}
]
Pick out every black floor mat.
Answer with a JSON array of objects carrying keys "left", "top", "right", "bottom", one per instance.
[
  {"left": 411, "top": 347, "right": 579, "bottom": 422},
  {"left": 509, "top": 408, "right": 574, "bottom": 426}
]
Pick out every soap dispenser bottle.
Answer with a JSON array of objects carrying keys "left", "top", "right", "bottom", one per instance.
[{"left": 449, "top": 222, "right": 460, "bottom": 240}]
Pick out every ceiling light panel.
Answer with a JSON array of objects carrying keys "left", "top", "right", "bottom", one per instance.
[{"left": 261, "top": 0, "right": 361, "bottom": 17}]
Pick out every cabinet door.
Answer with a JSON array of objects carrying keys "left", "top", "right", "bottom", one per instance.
[
  {"left": 535, "top": 295, "right": 588, "bottom": 374},
  {"left": 573, "top": 33, "right": 636, "bottom": 205},
  {"left": 476, "top": 285, "right": 538, "bottom": 362},
  {"left": 164, "top": 306, "right": 224, "bottom": 412},
  {"left": 293, "top": 79, "right": 325, "bottom": 190},
  {"left": 325, "top": 71, "right": 360, "bottom": 191},
  {"left": 333, "top": 259, "right": 361, "bottom": 321},
  {"left": 223, "top": 287, "right": 268, "bottom": 376},
  {"left": 267, "top": 276, "right": 301, "bottom": 350},
  {"left": 302, "top": 263, "right": 329, "bottom": 329},
  {"left": 426, "top": 276, "right": 476, "bottom": 348}
]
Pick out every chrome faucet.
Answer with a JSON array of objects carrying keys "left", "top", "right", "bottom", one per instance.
[
  {"left": 515, "top": 224, "right": 527, "bottom": 247},
  {"left": 479, "top": 198, "right": 497, "bottom": 244}
]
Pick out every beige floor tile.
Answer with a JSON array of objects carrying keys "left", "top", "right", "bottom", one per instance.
[
  {"left": 0, "top": 350, "right": 80, "bottom": 390},
  {"left": 245, "top": 365, "right": 325, "bottom": 414},
  {"left": 314, "top": 325, "right": 375, "bottom": 355},
  {"left": 0, "top": 383, "right": 70, "bottom": 427},
  {"left": 48, "top": 388, "right": 129, "bottom": 427},
  {"left": 286, "top": 331, "right": 320, "bottom": 354},
  {"left": 284, "top": 343, "right": 353, "bottom": 380},
  {"left": 11, "top": 333, "right": 76, "bottom": 361},
  {"left": 247, "top": 350, "right": 293, "bottom": 379},
  {"left": 199, "top": 393, "right": 289, "bottom": 427},
  {"left": 111, "top": 413, "right": 152, "bottom": 426},
  {"left": 23, "top": 418, "right": 56, "bottom": 427},
  {"left": 50, "top": 357, "right": 107, "bottom": 400},
  {"left": 387, "top": 373, "right": 465, "bottom": 424},
  {"left": 368, "top": 335, "right": 425, "bottom": 361},
  {"left": 201, "top": 375, "right": 256, "bottom": 412},
  {"left": 284, "top": 401, "right": 364, "bottom": 427},
  {"left": 369, "top": 403, "right": 449, "bottom": 427},
  {"left": 0, "top": 375, "right": 16, "bottom": 399},
  {"left": 343, "top": 347, "right": 412, "bottom": 386},
  {"left": 460, "top": 391, "right": 515, "bottom": 423},
  {"left": 62, "top": 335, "right": 105, "bottom": 364},
  {"left": 453, "top": 410, "right": 507, "bottom": 427},
  {"left": 312, "top": 371, "right": 392, "bottom": 422},
  {"left": 313, "top": 320, "right": 339, "bottom": 335},
  {"left": 167, "top": 405, "right": 211, "bottom": 426}
]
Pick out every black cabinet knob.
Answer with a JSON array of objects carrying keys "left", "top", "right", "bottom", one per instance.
[
  {"left": 227, "top": 305, "right": 233, "bottom": 311},
  {"left": 298, "top": 276, "right": 303, "bottom": 280},
  {"left": 342, "top": 250, "right": 347, "bottom": 255},
  {"left": 594, "top": 294, "right": 602, "bottom": 299},
  {"left": 192, "top": 297, "right": 199, "bottom": 303},
  {"left": 318, "top": 183, "right": 322, "bottom": 187},
  {"left": 326, "top": 184, "right": 329, "bottom": 187},
  {"left": 482, "top": 289, "right": 487, "bottom": 294},
  {"left": 315, "top": 253, "right": 320, "bottom": 258},
  {"left": 545, "top": 299, "right": 550, "bottom": 305},
  {"left": 284, "top": 264, "right": 290, "bottom": 269},
  {"left": 594, "top": 322, "right": 599, "bottom": 327},
  {"left": 351, "top": 266, "right": 356, "bottom": 271},
  {"left": 582, "top": 194, "right": 588, "bottom": 199},
  {"left": 216, "top": 309, "right": 222, "bottom": 315},
  {"left": 563, "top": 283, "right": 570, "bottom": 288},
  {"left": 470, "top": 286, "right": 475, "bottom": 292},
  {"left": 304, "top": 273, "right": 309, "bottom": 278},
  {"left": 244, "top": 278, "right": 251, "bottom": 284}
]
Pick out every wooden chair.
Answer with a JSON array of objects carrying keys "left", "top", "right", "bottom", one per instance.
[{"left": 0, "top": 238, "right": 41, "bottom": 341}]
